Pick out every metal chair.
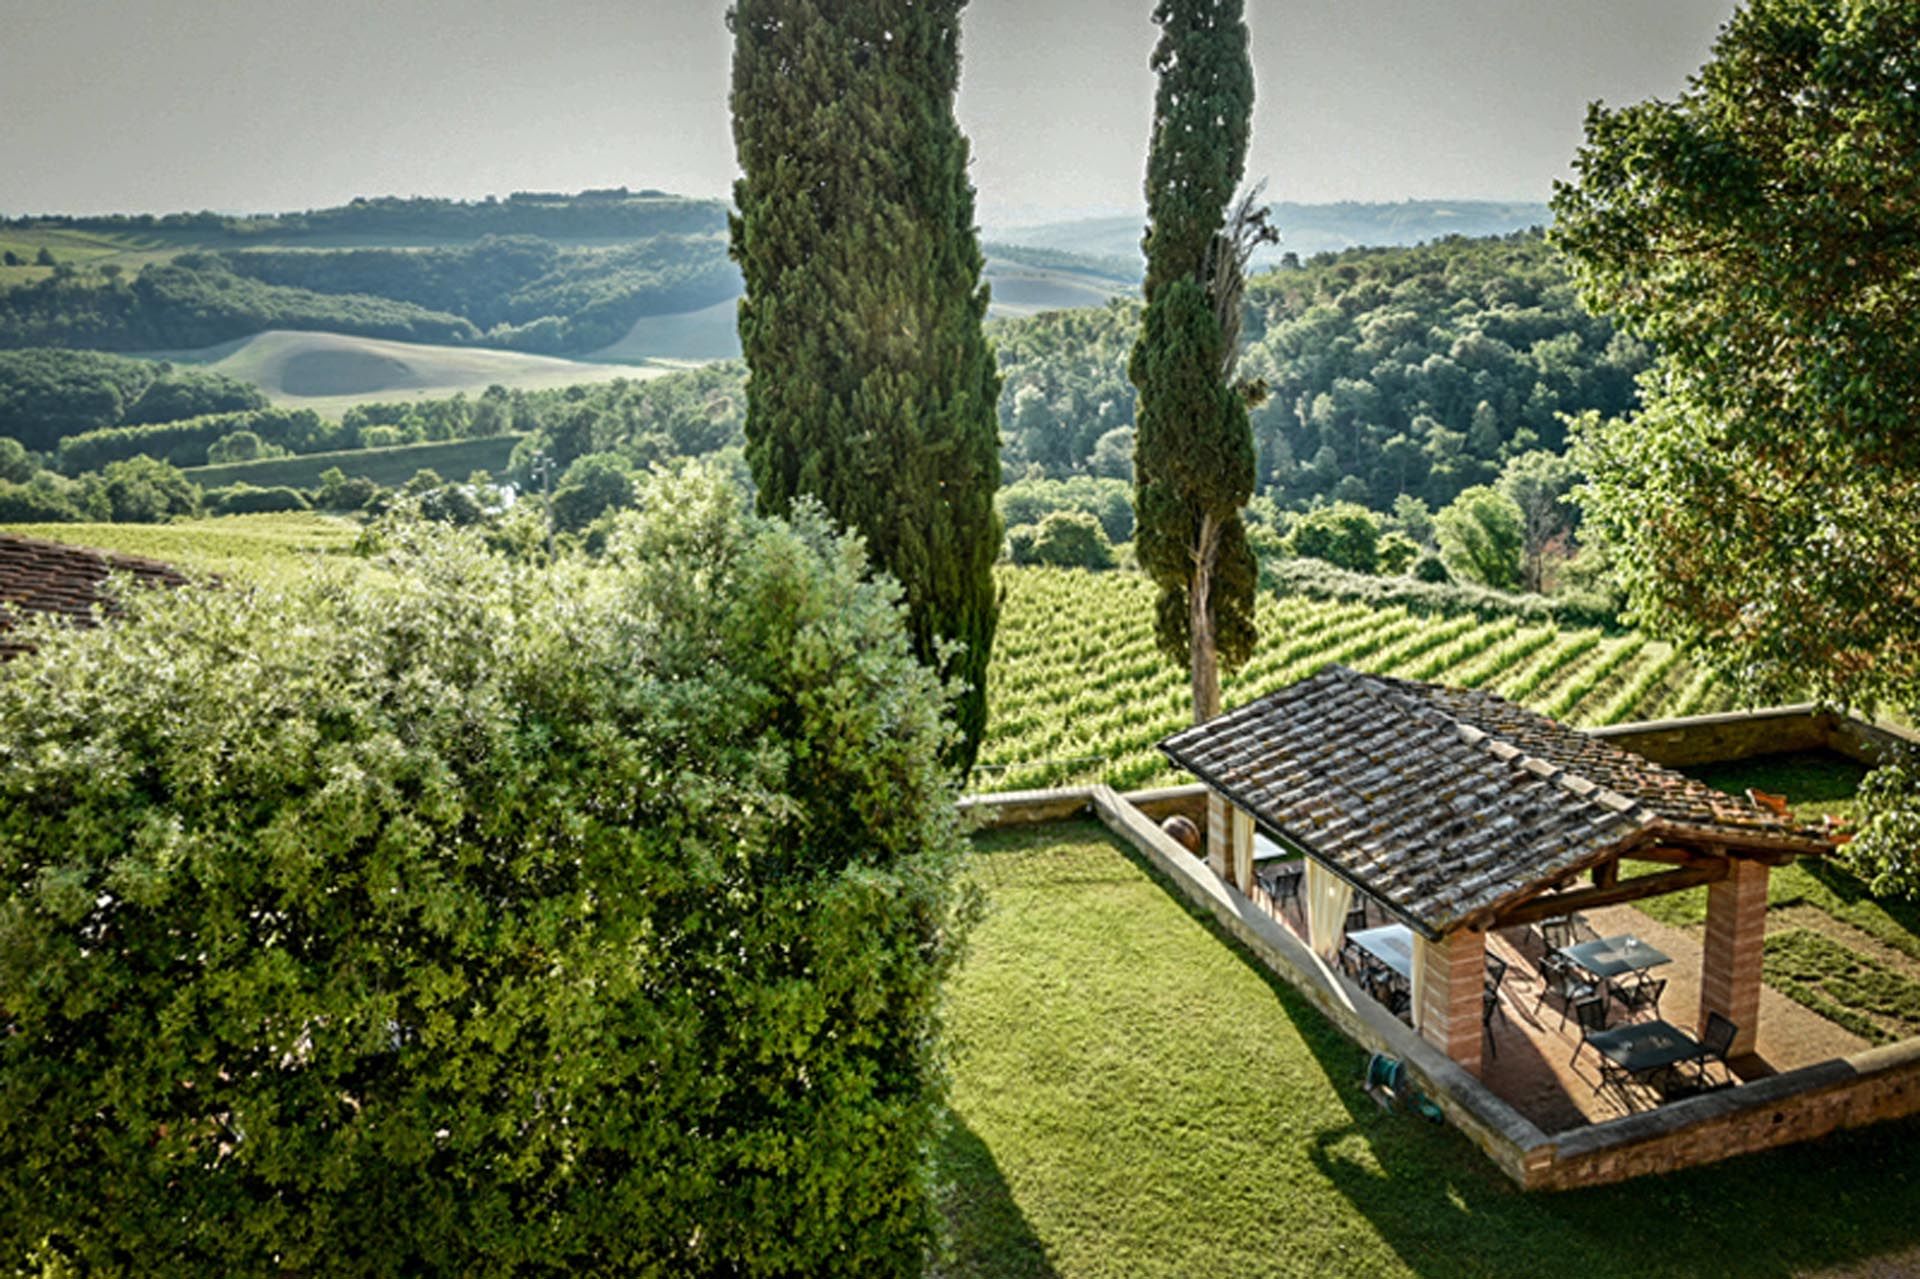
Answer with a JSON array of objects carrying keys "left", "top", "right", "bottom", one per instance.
[
  {"left": 1613, "top": 974, "right": 1667, "bottom": 1020},
  {"left": 1259, "top": 862, "right": 1303, "bottom": 913},
  {"left": 1482, "top": 987, "right": 1504, "bottom": 1058},
  {"left": 1568, "top": 996, "right": 1633, "bottom": 1101},
  {"left": 1484, "top": 954, "right": 1509, "bottom": 998},
  {"left": 1539, "top": 915, "right": 1577, "bottom": 952},
  {"left": 1532, "top": 951, "right": 1597, "bottom": 1030},
  {"left": 1695, "top": 1012, "right": 1739, "bottom": 1086}
]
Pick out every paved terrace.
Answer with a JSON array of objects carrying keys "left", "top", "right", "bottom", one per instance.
[{"left": 1253, "top": 885, "right": 1868, "bottom": 1132}]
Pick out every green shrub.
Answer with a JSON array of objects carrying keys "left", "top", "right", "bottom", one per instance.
[
  {"left": 0, "top": 469, "right": 970, "bottom": 1276},
  {"left": 1028, "top": 510, "right": 1116, "bottom": 570},
  {"left": 1283, "top": 501, "right": 1381, "bottom": 572},
  {"left": 206, "top": 482, "right": 312, "bottom": 516}
]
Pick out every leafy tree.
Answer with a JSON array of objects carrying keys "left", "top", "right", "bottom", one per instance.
[
  {"left": 1029, "top": 509, "right": 1116, "bottom": 570},
  {"left": 97, "top": 455, "right": 200, "bottom": 523},
  {"left": 550, "top": 451, "right": 637, "bottom": 533},
  {"left": 1435, "top": 484, "right": 1524, "bottom": 591},
  {"left": 0, "top": 437, "right": 34, "bottom": 484},
  {"left": 1088, "top": 426, "right": 1135, "bottom": 480},
  {"left": 33, "top": 247, "right": 54, "bottom": 266},
  {"left": 1129, "top": 0, "right": 1269, "bottom": 722},
  {"left": 1497, "top": 448, "right": 1579, "bottom": 593},
  {"left": 206, "top": 429, "right": 267, "bottom": 464},
  {"left": 1284, "top": 502, "right": 1381, "bottom": 574},
  {"left": 1553, "top": 0, "right": 1920, "bottom": 715},
  {"left": 0, "top": 469, "right": 971, "bottom": 1275},
  {"left": 729, "top": 0, "right": 1002, "bottom": 770},
  {"left": 315, "top": 466, "right": 383, "bottom": 512}
]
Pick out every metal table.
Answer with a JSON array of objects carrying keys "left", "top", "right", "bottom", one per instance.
[
  {"left": 1587, "top": 1018, "right": 1701, "bottom": 1080},
  {"left": 1348, "top": 924, "right": 1415, "bottom": 983},
  {"left": 1561, "top": 933, "right": 1672, "bottom": 980}
]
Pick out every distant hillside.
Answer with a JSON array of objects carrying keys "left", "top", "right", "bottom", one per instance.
[
  {"left": 0, "top": 189, "right": 1141, "bottom": 367},
  {"left": 165, "top": 330, "right": 658, "bottom": 414},
  {"left": 990, "top": 199, "right": 1553, "bottom": 267}
]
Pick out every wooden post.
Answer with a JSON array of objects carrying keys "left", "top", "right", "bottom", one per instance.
[
  {"left": 1206, "top": 791, "right": 1230, "bottom": 881},
  {"left": 1700, "top": 858, "right": 1769, "bottom": 1057},
  {"left": 1416, "top": 929, "right": 1486, "bottom": 1077}
]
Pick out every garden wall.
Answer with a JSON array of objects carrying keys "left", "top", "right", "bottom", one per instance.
[{"left": 1593, "top": 704, "right": 1918, "bottom": 769}]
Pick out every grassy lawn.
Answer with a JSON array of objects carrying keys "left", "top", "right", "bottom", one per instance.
[{"left": 940, "top": 822, "right": 1920, "bottom": 1278}]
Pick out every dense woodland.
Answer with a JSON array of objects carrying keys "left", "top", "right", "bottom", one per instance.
[
  {"left": 995, "top": 232, "right": 1648, "bottom": 515},
  {"left": 0, "top": 192, "right": 737, "bottom": 355}
]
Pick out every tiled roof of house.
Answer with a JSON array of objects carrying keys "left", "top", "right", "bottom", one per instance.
[
  {"left": 1160, "top": 664, "right": 1830, "bottom": 938},
  {"left": 0, "top": 532, "right": 190, "bottom": 659}
]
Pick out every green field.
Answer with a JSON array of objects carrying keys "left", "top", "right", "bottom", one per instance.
[
  {"left": 941, "top": 822, "right": 1920, "bottom": 1278},
  {"left": 1, "top": 512, "right": 361, "bottom": 579},
  {"left": 979, "top": 568, "right": 1734, "bottom": 792},
  {"left": 183, "top": 433, "right": 524, "bottom": 490},
  {"left": 149, "top": 329, "right": 659, "bottom": 413}
]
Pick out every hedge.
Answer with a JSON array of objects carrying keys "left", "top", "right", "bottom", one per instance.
[
  {"left": 1265, "top": 555, "right": 1623, "bottom": 631},
  {"left": 53, "top": 406, "right": 337, "bottom": 473},
  {"left": 0, "top": 468, "right": 970, "bottom": 1276}
]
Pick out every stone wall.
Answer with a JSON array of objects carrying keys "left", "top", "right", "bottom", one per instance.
[
  {"left": 1591, "top": 705, "right": 1918, "bottom": 768},
  {"left": 1536, "top": 1039, "right": 1920, "bottom": 1191}
]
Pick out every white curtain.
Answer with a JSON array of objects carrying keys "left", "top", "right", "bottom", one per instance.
[
  {"left": 1306, "top": 859, "right": 1354, "bottom": 959},
  {"left": 1410, "top": 935, "right": 1430, "bottom": 1031},
  {"left": 1231, "top": 808, "right": 1254, "bottom": 893}
]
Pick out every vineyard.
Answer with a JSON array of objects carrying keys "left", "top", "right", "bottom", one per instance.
[{"left": 976, "top": 567, "right": 1737, "bottom": 793}]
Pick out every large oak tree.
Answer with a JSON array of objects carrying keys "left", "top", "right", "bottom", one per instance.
[{"left": 1553, "top": 0, "right": 1920, "bottom": 887}]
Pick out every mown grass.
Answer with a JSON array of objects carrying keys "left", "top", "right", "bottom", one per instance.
[
  {"left": 1763, "top": 929, "right": 1920, "bottom": 1046},
  {"left": 940, "top": 822, "right": 1920, "bottom": 1278}
]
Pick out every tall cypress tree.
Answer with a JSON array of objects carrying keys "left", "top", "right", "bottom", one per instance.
[
  {"left": 1129, "top": 0, "right": 1268, "bottom": 723},
  {"left": 728, "top": 0, "right": 1002, "bottom": 772}
]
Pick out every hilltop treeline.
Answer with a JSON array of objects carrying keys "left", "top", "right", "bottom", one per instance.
[
  {"left": 0, "top": 264, "right": 479, "bottom": 352},
  {"left": 0, "top": 348, "right": 266, "bottom": 451},
  {"left": 0, "top": 188, "right": 726, "bottom": 243}
]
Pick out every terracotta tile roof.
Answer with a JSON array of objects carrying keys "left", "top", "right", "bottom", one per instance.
[
  {"left": 0, "top": 532, "right": 190, "bottom": 659},
  {"left": 1160, "top": 665, "right": 1830, "bottom": 938}
]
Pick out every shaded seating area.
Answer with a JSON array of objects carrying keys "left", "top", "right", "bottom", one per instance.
[{"left": 1160, "top": 664, "right": 1836, "bottom": 1110}]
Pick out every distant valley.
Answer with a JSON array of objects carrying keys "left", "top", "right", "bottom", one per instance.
[{"left": 2, "top": 191, "right": 1548, "bottom": 411}]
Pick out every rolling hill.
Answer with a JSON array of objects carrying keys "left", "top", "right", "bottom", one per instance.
[
  {"left": 154, "top": 330, "right": 661, "bottom": 413},
  {"left": 991, "top": 199, "right": 1553, "bottom": 267}
]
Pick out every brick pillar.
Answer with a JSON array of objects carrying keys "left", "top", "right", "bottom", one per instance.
[
  {"left": 1700, "top": 859, "right": 1768, "bottom": 1057},
  {"left": 1206, "top": 791, "right": 1230, "bottom": 881},
  {"left": 1416, "top": 929, "right": 1486, "bottom": 1077}
]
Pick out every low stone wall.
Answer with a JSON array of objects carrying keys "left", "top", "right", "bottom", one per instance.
[
  {"left": 963, "top": 770, "right": 1920, "bottom": 1191},
  {"left": 1591, "top": 704, "right": 1918, "bottom": 768}
]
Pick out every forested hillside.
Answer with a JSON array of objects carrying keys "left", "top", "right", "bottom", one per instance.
[
  {"left": 0, "top": 191, "right": 736, "bottom": 356},
  {"left": 994, "top": 231, "right": 1646, "bottom": 517}
]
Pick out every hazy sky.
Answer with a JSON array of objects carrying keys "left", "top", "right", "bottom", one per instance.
[{"left": 2, "top": 0, "right": 1739, "bottom": 226}]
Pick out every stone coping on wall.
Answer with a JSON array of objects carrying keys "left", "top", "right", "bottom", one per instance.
[
  {"left": 962, "top": 769, "right": 1920, "bottom": 1190},
  {"left": 1592, "top": 703, "right": 1918, "bottom": 769}
]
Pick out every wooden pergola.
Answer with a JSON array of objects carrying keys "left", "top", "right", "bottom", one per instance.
[{"left": 1162, "top": 664, "right": 1832, "bottom": 1075}]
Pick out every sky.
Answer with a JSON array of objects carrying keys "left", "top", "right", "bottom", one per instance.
[{"left": 1, "top": 0, "right": 1740, "bottom": 228}]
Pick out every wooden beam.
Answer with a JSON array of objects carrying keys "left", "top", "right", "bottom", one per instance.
[
  {"left": 1591, "top": 860, "right": 1620, "bottom": 889},
  {"left": 1491, "top": 862, "right": 1729, "bottom": 928}
]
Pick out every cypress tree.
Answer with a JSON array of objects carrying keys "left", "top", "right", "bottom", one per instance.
[
  {"left": 1129, "top": 0, "right": 1269, "bottom": 723},
  {"left": 728, "top": 0, "right": 1002, "bottom": 772}
]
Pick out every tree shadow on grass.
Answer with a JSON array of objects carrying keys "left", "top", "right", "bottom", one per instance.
[
  {"left": 932, "top": 1114, "right": 1059, "bottom": 1279},
  {"left": 1106, "top": 831, "right": 1920, "bottom": 1278}
]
